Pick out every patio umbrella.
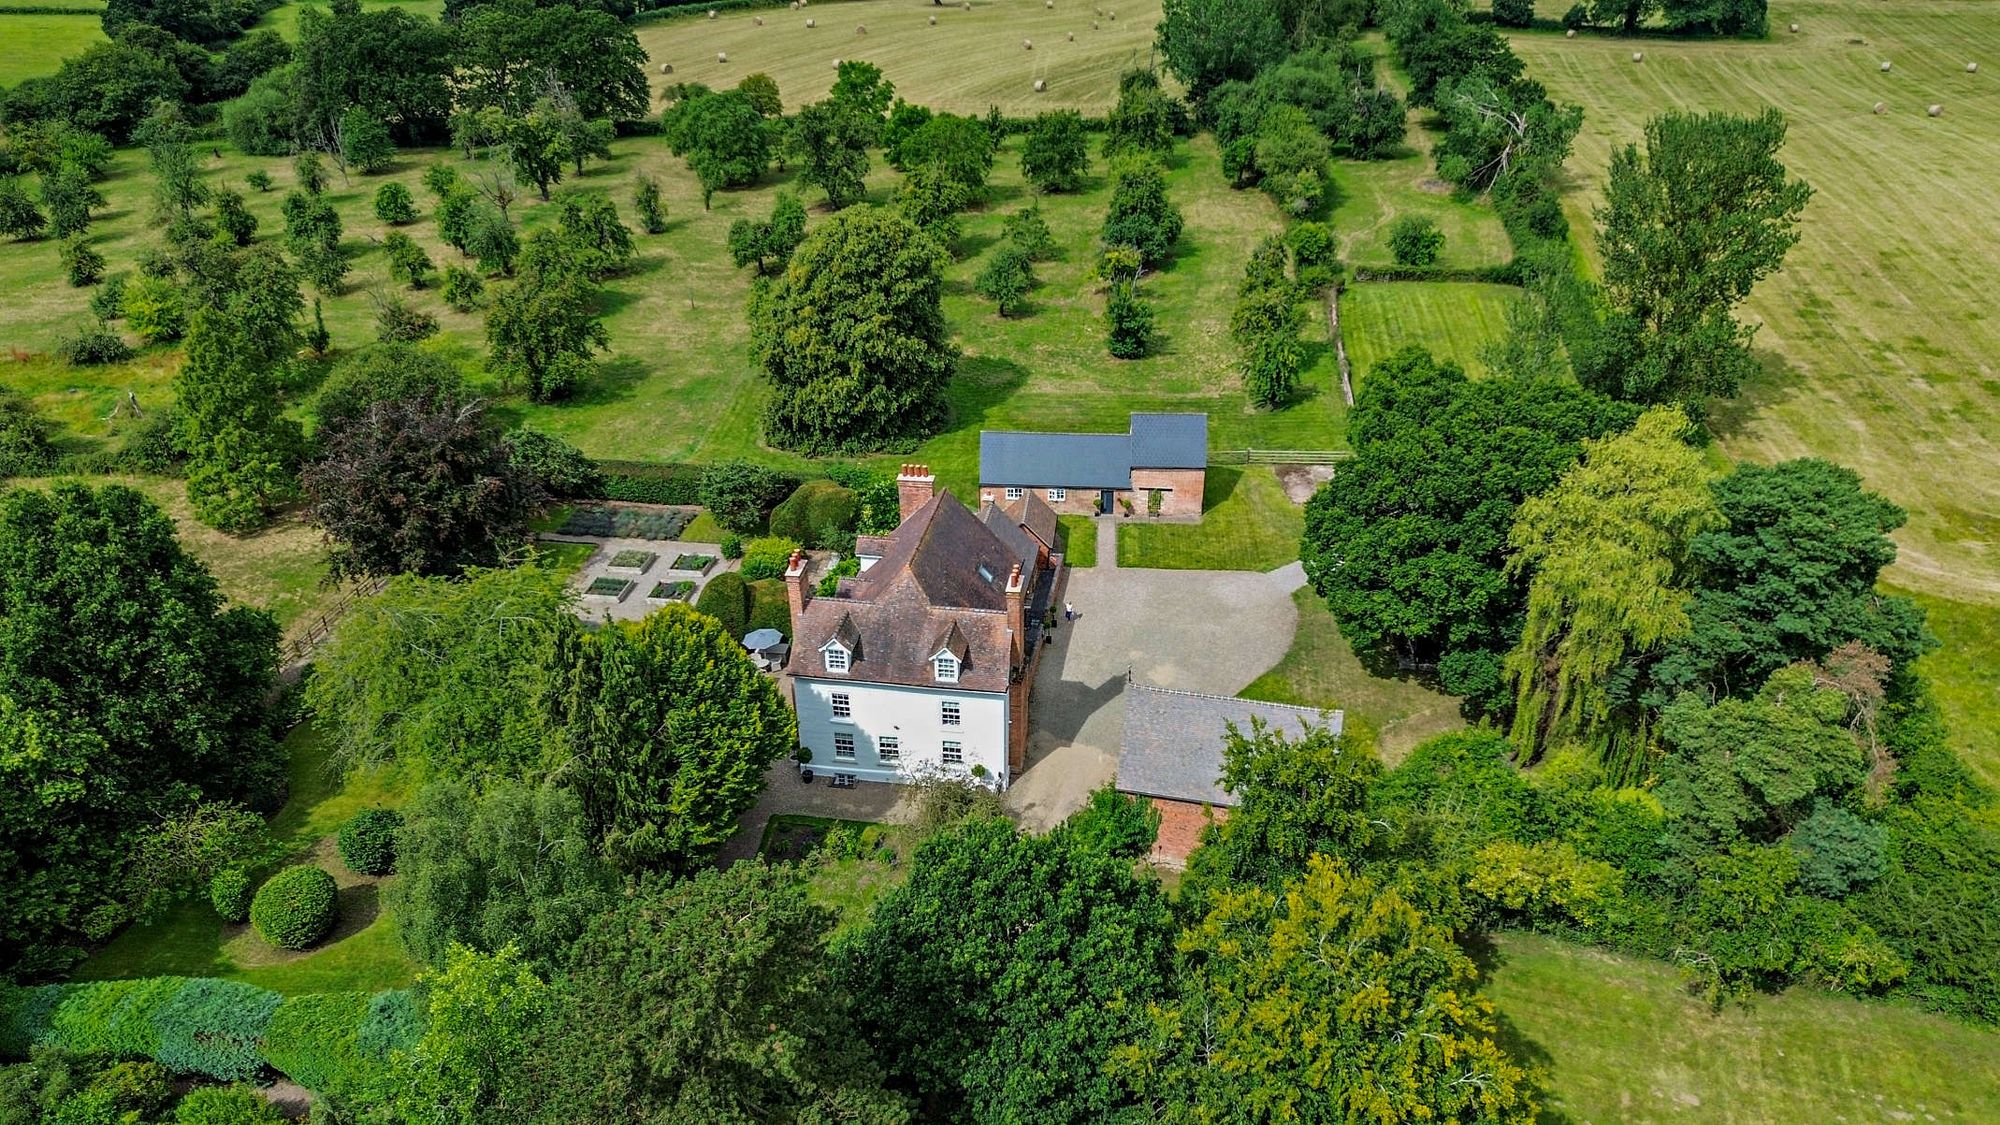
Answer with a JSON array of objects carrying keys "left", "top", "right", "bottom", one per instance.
[{"left": 742, "top": 628, "right": 784, "bottom": 651}]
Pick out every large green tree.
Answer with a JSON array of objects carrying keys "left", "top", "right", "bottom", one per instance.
[
  {"left": 453, "top": 0, "right": 646, "bottom": 121},
  {"left": 174, "top": 305, "right": 305, "bottom": 531},
  {"left": 661, "top": 86, "right": 771, "bottom": 208},
  {"left": 539, "top": 604, "right": 794, "bottom": 872},
  {"left": 0, "top": 482, "right": 278, "bottom": 969},
  {"left": 485, "top": 230, "right": 609, "bottom": 402},
  {"left": 522, "top": 864, "right": 909, "bottom": 1124},
  {"left": 1155, "top": 0, "right": 1289, "bottom": 104},
  {"left": 792, "top": 97, "right": 875, "bottom": 210},
  {"left": 1021, "top": 109, "right": 1091, "bottom": 193},
  {"left": 839, "top": 816, "right": 1177, "bottom": 1123},
  {"left": 757, "top": 206, "right": 956, "bottom": 454},
  {"left": 1505, "top": 407, "right": 1721, "bottom": 774},
  {"left": 389, "top": 943, "right": 556, "bottom": 1125},
  {"left": 292, "top": 4, "right": 454, "bottom": 144},
  {"left": 1592, "top": 109, "right": 1812, "bottom": 415},
  {"left": 1301, "top": 348, "right": 1635, "bottom": 710},
  {"left": 1119, "top": 855, "right": 1539, "bottom": 1123}
]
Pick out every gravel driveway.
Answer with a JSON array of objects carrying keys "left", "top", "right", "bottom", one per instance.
[{"left": 1005, "top": 560, "right": 1309, "bottom": 830}]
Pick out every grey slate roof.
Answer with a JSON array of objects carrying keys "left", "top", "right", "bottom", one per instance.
[
  {"left": 1117, "top": 680, "right": 1343, "bottom": 807},
  {"left": 980, "top": 413, "right": 1208, "bottom": 490}
]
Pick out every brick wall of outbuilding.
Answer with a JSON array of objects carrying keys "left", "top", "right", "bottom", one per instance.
[
  {"left": 1148, "top": 798, "right": 1229, "bottom": 868},
  {"left": 1128, "top": 468, "right": 1207, "bottom": 517}
]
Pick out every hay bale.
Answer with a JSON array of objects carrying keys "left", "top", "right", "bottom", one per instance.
[
  {"left": 1034, "top": 78, "right": 1046, "bottom": 91},
  {"left": 1789, "top": 21, "right": 1798, "bottom": 32},
  {"left": 1969, "top": 62, "right": 1980, "bottom": 73},
  {"left": 1929, "top": 103, "right": 1944, "bottom": 116},
  {"left": 855, "top": 24, "right": 865, "bottom": 34},
  {"left": 929, "top": 14, "right": 937, "bottom": 24},
  {"left": 1565, "top": 28, "right": 1575, "bottom": 38},
  {"left": 1067, "top": 31, "right": 1074, "bottom": 40},
  {"left": 1023, "top": 37, "right": 1032, "bottom": 49},
  {"left": 754, "top": 16, "right": 763, "bottom": 25},
  {"left": 1880, "top": 60, "right": 1892, "bottom": 72},
  {"left": 1872, "top": 101, "right": 1886, "bottom": 114},
  {"left": 1107, "top": 8, "right": 1115, "bottom": 17},
  {"left": 1091, "top": 20, "right": 1098, "bottom": 28},
  {"left": 806, "top": 17, "right": 815, "bottom": 26},
  {"left": 1046, "top": 0, "right": 1053, "bottom": 6},
  {"left": 833, "top": 58, "right": 842, "bottom": 68},
  {"left": 717, "top": 51, "right": 728, "bottom": 63},
  {"left": 707, "top": 7, "right": 715, "bottom": 17},
  {"left": 1632, "top": 51, "right": 1643, "bottom": 62},
  {"left": 660, "top": 63, "right": 673, "bottom": 74}
]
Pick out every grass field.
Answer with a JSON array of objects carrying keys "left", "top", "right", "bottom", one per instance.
[
  {"left": 1898, "top": 587, "right": 2000, "bottom": 786},
  {"left": 1240, "top": 586, "right": 1466, "bottom": 762},
  {"left": 1486, "top": 931, "right": 2000, "bottom": 1123},
  {"left": 254, "top": 0, "right": 443, "bottom": 39},
  {"left": 77, "top": 723, "right": 418, "bottom": 995},
  {"left": 1115, "top": 464, "right": 1303, "bottom": 571},
  {"left": 1329, "top": 158, "right": 1514, "bottom": 271},
  {"left": 637, "top": 0, "right": 1168, "bottom": 117},
  {"left": 1510, "top": 0, "right": 2000, "bottom": 607},
  {"left": 1341, "top": 281, "right": 1521, "bottom": 384},
  {"left": 0, "top": 12, "right": 103, "bottom": 84}
]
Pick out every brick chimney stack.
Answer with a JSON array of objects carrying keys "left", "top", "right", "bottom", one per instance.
[
  {"left": 784, "top": 549, "right": 810, "bottom": 635},
  {"left": 896, "top": 463, "right": 935, "bottom": 524},
  {"left": 1004, "top": 563, "right": 1025, "bottom": 664}
]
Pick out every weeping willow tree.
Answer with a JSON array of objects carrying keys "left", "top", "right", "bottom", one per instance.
[{"left": 1504, "top": 407, "right": 1721, "bottom": 779}]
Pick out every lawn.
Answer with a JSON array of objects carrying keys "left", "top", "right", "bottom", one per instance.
[
  {"left": 1340, "top": 281, "right": 1521, "bottom": 384},
  {"left": 0, "top": 13, "right": 103, "bottom": 84},
  {"left": 254, "top": 0, "right": 443, "bottom": 38},
  {"left": 1328, "top": 158, "right": 1515, "bottom": 271},
  {"left": 1485, "top": 931, "right": 2000, "bottom": 1123},
  {"left": 1240, "top": 586, "right": 1466, "bottom": 762},
  {"left": 760, "top": 815, "right": 909, "bottom": 934},
  {"left": 1510, "top": 0, "right": 2000, "bottom": 608},
  {"left": 1898, "top": 586, "right": 2000, "bottom": 787},
  {"left": 9, "top": 475, "right": 339, "bottom": 634},
  {"left": 76, "top": 723, "right": 418, "bottom": 995},
  {"left": 1115, "top": 464, "right": 1303, "bottom": 571},
  {"left": 636, "top": 0, "right": 1170, "bottom": 118},
  {"left": 1055, "top": 513, "right": 1096, "bottom": 568}
]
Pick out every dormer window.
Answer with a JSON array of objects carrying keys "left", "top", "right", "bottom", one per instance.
[
  {"left": 934, "top": 653, "right": 960, "bottom": 683},
  {"left": 823, "top": 643, "right": 850, "bottom": 673}
]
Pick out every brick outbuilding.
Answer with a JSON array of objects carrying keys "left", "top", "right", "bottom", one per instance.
[{"left": 978, "top": 413, "right": 1208, "bottom": 518}]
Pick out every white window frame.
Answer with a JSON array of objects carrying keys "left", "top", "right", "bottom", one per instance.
[
  {"left": 829, "top": 692, "right": 852, "bottom": 722},
  {"left": 1004, "top": 487, "right": 1023, "bottom": 501},
  {"left": 934, "top": 653, "right": 960, "bottom": 683},
  {"left": 823, "top": 643, "right": 850, "bottom": 674},
  {"left": 878, "top": 736, "right": 900, "bottom": 763},
  {"left": 833, "top": 732, "right": 856, "bottom": 760},
  {"left": 941, "top": 740, "right": 963, "bottom": 765},
  {"left": 941, "top": 700, "right": 961, "bottom": 727},
  {"left": 1048, "top": 487, "right": 1067, "bottom": 502}
]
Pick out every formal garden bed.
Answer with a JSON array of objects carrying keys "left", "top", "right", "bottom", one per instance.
[
  {"left": 555, "top": 506, "right": 693, "bottom": 540},
  {"left": 606, "top": 549, "right": 658, "bottom": 572},
  {"left": 668, "top": 553, "right": 716, "bottom": 573},
  {"left": 647, "top": 580, "right": 696, "bottom": 603},
  {"left": 583, "top": 576, "right": 634, "bottom": 600}
]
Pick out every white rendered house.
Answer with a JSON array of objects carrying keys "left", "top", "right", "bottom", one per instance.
[{"left": 785, "top": 467, "right": 1063, "bottom": 789}]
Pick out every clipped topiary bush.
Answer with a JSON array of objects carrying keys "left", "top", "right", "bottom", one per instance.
[
  {"left": 739, "top": 535, "right": 802, "bottom": 581},
  {"left": 210, "top": 868, "right": 254, "bottom": 923},
  {"left": 336, "top": 809, "right": 403, "bottom": 876},
  {"left": 768, "top": 480, "right": 858, "bottom": 548},
  {"left": 694, "top": 571, "right": 750, "bottom": 639},
  {"left": 250, "top": 866, "right": 339, "bottom": 950}
]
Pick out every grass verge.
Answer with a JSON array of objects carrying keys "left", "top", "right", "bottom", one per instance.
[
  {"left": 1115, "top": 465, "right": 1302, "bottom": 571},
  {"left": 1056, "top": 513, "right": 1096, "bottom": 568}
]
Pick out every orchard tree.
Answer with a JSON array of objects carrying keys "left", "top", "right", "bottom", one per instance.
[
  {"left": 726, "top": 191, "right": 807, "bottom": 275},
  {"left": 302, "top": 393, "right": 543, "bottom": 578},
  {"left": 896, "top": 113, "right": 994, "bottom": 196},
  {"left": 632, "top": 174, "right": 667, "bottom": 234},
  {"left": 539, "top": 605, "right": 796, "bottom": 872},
  {"left": 841, "top": 817, "right": 1176, "bottom": 1122},
  {"left": 975, "top": 245, "right": 1034, "bottom": 317},
  {"left": 0, "top": 482, "right": 279, "bottom": 968},
  {"left": 1120, "top": 856, "right": 1539, "bottom": 1124},
  {"left": 40, "top": 164, "right": 103, "bottom": 238},
  {"left": 1021, "top": 109, "right": 1091, "bottom": 193},
  {"left": 375, "top": 181, "right": 418, "bottom": 223},
  {"left": 1593, "top": 109, "right": 1812, "bottom": 416},
  {"left": 383, "top": 230, "right": 434, "bottom": 287},
  {"left": 1252, "top": 104, "right": 1332, "bottom": 216},
  {"left": 1102, "top": 156, "right": 1183, "bottom": 268},
  {"left": 311, "top": 341, "right": 463, "bottom": 429},
  {"left": 174, "top": 306, "right": 305, "bottom": 531},
  {"left": 1432, "top": 74, "right": 1582, "bottom": 193},
  {"left": 756, "top": 206, "right": 955, "bottom": 453},
  {"left": 1102, "top": 69, "right": 1178, "bottom": 160},
  {"left": 662, "top": 86, "right": 770, "bottom": 207},
  {"left": 1300, "top": 348, "right": 1634, "bottom": 711},
  {"left": 521, "top": 864, "right": 909, "bottom": 1124},
  {"left": 0, "top": 179, "right": 45, "bottom": 240},
  {"left": 338, "top": 105, "right": 397, "bottom": 173},
  {"left": 1231, "top": 280, "right": 1306, "bottom": 408},
  {"left": 793, "top": 97, "right": 875, "bottom": 209},
  {"left": 555, "top": 192, "right": 633, "bottom": 279},
  {"left": 486, "top": 231, "right": 609, "bottom": 401},
  {"left": 1155, "top": 0, "right": 1288, "bottom": 104},
  {"left": 1505, "top": 407, "right": 1722, "bottom": 775},
  {"left": 141, "top": 103, "right": 210, "bottom": 226}
]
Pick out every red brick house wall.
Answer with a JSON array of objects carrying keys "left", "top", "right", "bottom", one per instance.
[{"left": 1149, "top": 799, "right": 1228, "bottom": 868}]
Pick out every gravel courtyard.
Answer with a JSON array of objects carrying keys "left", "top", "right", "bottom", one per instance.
[{"left": 1004, "top": 552, "right": 1311, "bottom": 830}]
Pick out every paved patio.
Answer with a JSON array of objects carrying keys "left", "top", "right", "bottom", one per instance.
[
  {"left": 1004, "top": 553, "right": 1310, "bottom": 830},
  {"left": 543, "top": 535, "right": 734, "bottom": 623}
]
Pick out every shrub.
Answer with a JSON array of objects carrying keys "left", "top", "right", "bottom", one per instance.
[
  {"left": 337, "top": 809, "right": 403, "bottom": 876},
  {"left": 720, "top": 533, "right": 743, "bottom": 559},
  {"left": 503, "top": 429, "right": 602, "bottom": 497},
  {"left": 213, "top": 190, "right": 257, "bottom": 247},
  {"left": 250, "top": 866, "right": 339, "bottom": 950},
  {"left": 1002, "top": 206, "right": 1056, "bottom": 261},
  {"left": 769, "top": 480, "right": 859, "bottom": 548},
  {"left": 382, "top": 231, "right": 432, "bottom": 288},
  {"left": 1286, "top": 221, "right": 1341, "bottom": 290},
  {"left": 816, "top": 555, "right": 861, "bottom": 596},
  {"left": 694, "top": 570, "right": 750, "bottom": 638},
  {"left": 1388, "top": 215, "right": 1444, "bottom": 267},
  {"left": 374, "top": 181, "right": 418, "bottom": 224},
  {"left": 748, "top": 578, "right": 794, "bottom": 637},
  {"left": 633, "top": 174, "right": 667, "bottom": 234},
  {"left": 174, "top": 1084, "right": 288, "bottom": 1124},
  {"left": 0, "top": 390, "right": 59, "bottom": 475},
  {"left": 47, "top": 977, "right": 180, "bottom": 1059},
  {"left": 740, "top": 535, "right": 802, "bottom": 581},
  {"left": 210, "top": 868, "right": 253, "bottom": 922},
  {"left": 89, "top": 272, "right": 127, "bottom": 320},
  {"left": 246, "top": 169, "right": 273, "bottom": 192},
  {"left": 1106, "top": 281, "right": 1153, "bottom": 358},
  {"left": 151, "top": 978, "right": 280, "bottom": 1080},
  {"left": 1492, "top": 0, "right": 1534, "bottom": 27},
  {"left": 122, "top": 274, "right": 187, "bottom": 342},
  {"left": 57, "top": 326, "right": 134, "bottom": 365},
  {"left": 60, "top": 237, "right": 103, "bottom": 286},
  {"left": 700, "top": 461, "right": 794, "bottom": 532},
  {"left": 373, "top": 294, "right": 438, "bottom": 343},
  {"left": 262, "top": 991, "right": 374, "bottom": 1095},
  {"left": 441, "top": 265, "right": 484, "bottom": 311},
  {"left": 1562, "top": 3, "right": 1590, "bottom": 30}
]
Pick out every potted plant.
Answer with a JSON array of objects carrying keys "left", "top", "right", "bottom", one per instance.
[{"left": 795, "top": 745, "right": 814, "bottom": 784}]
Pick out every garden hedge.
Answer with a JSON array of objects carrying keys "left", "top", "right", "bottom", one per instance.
[
  {"left": 1, "top": 980, "right": 419, "bottom": 1092},
  {"left": 250, "top": 866, "right": 339, "bottom": 951},
  {"left": 748, "top": 580, "right": 793, "bottom": 640},
  {"left": 694, "top": 572, "right": 750, "bottom": 639},
  {"left": 336, "top": 809, "right": 403, "bottom": 876},
  {"left": 769, "top": 481, "right": 859, "bottom": 549},
  {"left": 594, "top": 460, "right": 707, "bottom": 505}
]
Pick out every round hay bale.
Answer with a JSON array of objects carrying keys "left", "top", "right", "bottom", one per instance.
[
  {"left": 1565, "top": 28, "right": 1575, "bottom": 38},
  {"left": 707, "top": 8, "right": 716, "bottom": 18},
  {"left": 789, "top": 1, "right": 797, "bottom": 8},
  {"left": 1789, "top": 21, "right": 1798, "bottom": 32},
  {"left": 806, "top": 17, "right": 815, "bottom": 26},
  {"left": 754, "top": 16, "right": 763, "bottom": 25},
  {"left": 717, "top": 51, "right": 728, "bottom": 63},
  {"left": 1067, "top": 30, "right": 1074, "bottom": 40},
  {"left": 1969, "top": 62, "right": 1980, "bottom": 73},
  {"left": 1929, "top": 103, "right": 1944, "bottom": 117},
  {"left": 962, "top": 1, "right": 971, "bottom": 9},
  {"left": 1034, "top": 78, "right": 1047, "bottom": 92},
  {"left": 1880, "top": 60, "right": 1892, "bottom": 72},
  {"left": 1632, "top": 51, "right": 1643, "bottom": 62},
  {"left": 1092, "top": 20, "right": 1098, "bottom": 28},
  {"left": 1872, "top": 101, "right": 1886, "bottom": 114},
  {"left": 833, "top": 58, "right": 842, "bottom": 68},
  {"left": 660, "top": 63, "right": 673, "bottom": 74},
  {"left": 929, "top": 14, "right": 937, "bottom": 24},
  {"left": 1023, "top": 38, "right": 1032, "bottom": 49},
  {"left": 856, "top": 23, "right": 866, "bottom": 34},
  {"left": 1107, "top": 8, "right": 1115, "bottom": 17}
]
